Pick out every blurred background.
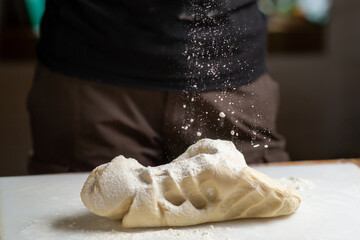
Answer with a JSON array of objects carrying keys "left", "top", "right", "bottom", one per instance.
[{"left": 0, "top": 0, "right": 359, "bottom": 176}]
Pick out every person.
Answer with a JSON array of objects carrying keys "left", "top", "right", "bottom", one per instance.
[{"left": 27, "top": 0, "right": 289, "bottom": 174}]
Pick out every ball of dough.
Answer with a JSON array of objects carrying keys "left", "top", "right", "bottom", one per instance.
[{"left": 81, "top": 138, "right": 301, "bottom": 228}]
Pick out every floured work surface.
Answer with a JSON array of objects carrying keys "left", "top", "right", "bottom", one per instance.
[{"left": 1, "top": 163, "right": 360, "bottom": 240}]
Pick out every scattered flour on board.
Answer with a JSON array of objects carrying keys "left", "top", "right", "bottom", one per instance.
[
  {"left": 277, "top": 177, "right": 316, "bottom": 192},
  {"left": 21, "top": 219, "right": 219, "bottom": 240}
]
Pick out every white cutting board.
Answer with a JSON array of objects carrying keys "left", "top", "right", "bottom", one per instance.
[{"left": 1, "top": 163, "right": 360, "bottom": 240}]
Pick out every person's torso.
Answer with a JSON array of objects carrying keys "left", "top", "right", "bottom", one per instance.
[{"left": 37, "top": 0, "right": 267, "bottom": 92}]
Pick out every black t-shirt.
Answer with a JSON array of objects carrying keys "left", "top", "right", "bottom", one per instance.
[{"left": 37, "top": 0, "right": 267, "bottom": 92}]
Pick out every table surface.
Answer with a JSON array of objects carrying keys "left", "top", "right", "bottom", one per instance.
[
  {"left": 1, "top": 161, "right": 360, "bottom": 240},
  {"left": 250, "top": 158, "right": 360, "bottom": 167}
]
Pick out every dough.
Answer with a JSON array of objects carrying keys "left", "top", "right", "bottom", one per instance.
[{"left": 81, "top": 139, "right": 301, "bottom": 228}]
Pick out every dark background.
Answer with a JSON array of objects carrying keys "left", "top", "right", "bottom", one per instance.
[{"left": 1, "top": 0, "right": 359, "bottom": 176}]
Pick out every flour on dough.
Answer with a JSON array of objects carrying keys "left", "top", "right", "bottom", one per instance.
[{"left": 81, "top": 138, "right": 301, "bottom": 228}]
